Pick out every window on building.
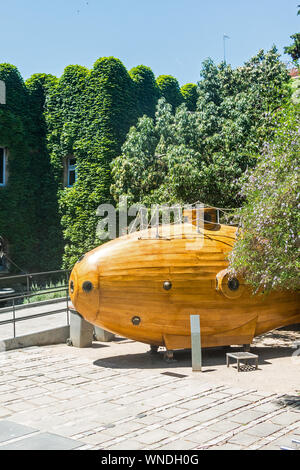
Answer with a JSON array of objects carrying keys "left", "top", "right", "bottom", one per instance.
[
  {"left": 67, "top": 157, "right": 77, "bottom": 187},
  {"left": 0, "top": 148, "right": 6, "bottom": 187}
]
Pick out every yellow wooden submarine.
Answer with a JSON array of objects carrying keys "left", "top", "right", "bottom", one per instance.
[{"left": 69, "top": 207, "right": 300, "bottom": 352}]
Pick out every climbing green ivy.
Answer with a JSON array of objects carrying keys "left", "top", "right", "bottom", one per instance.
[
  {"left": 156, "top": 75, "right": 184, "bottom": 110},
  {"left": 129, "top": 65, "right": 160, "bottom": 118},
  {"left": 0, "top": 58, "right": 196, "bottom": 271},
  {"left": 46, "top": 58, "right": 139, "bottom": 267},
  {"left": 0, "top": 64, "right": 62, "bottom": 272},
  {"left": 180, "top": 83, "right": 198, "bottom": 111}
]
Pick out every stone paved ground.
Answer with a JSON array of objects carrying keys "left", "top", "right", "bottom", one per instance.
[{"left": 0, "top": 339, "right": 299, "bottom": 450}]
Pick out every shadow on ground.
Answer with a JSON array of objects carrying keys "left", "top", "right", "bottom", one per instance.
[
  {"left": 92, "top": 344, "right": 296, "bottom": 370},
  {"left": 273, "top": 394, "right": 300, "bottom": 410}
]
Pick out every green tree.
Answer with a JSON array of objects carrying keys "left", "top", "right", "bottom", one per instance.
[
  {"left": 284, "top": 33, "right": 300, "bottom": 61},
  {"left": 284, "top": 5, "right": 300, "bottom": 61},
  {"left": 112, "top": 49, "right": 290, "bottom": 209},
  {"left": 229, "top": 104, "right": 300, "bottom": 292}
]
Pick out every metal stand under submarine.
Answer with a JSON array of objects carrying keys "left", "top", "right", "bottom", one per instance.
[{"left": 69, "top": 207, "right": 300, "bottom": 352}]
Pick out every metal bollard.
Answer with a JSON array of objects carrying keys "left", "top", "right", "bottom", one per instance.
[{"left": 190, "top": 314, "right": 202, "bottom": 371}]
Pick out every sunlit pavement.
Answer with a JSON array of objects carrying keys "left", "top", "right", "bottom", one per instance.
[{"left": 0, "top": 338, "right": 299, "bottom": 450}]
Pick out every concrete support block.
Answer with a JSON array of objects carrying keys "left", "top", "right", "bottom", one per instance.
[
  {"left": 69, "top": 310, "right": 93, "bottom": 348},
  {"left": 94, "top": 327, "right": 115, "bottom": 342}
]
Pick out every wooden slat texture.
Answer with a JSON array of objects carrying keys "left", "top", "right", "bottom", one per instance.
[{"left": 69, "top": 221, "right": 300, "bottom": 349}]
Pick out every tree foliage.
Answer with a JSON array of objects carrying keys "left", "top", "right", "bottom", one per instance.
[
  {"left": 229, "top": 104, "right": 300, "bottom": 292},
  {"left": 112, "top": 49, "right": 290, "bottom": 209},
  {"left": 284, "top": 5, "right": 300, "bottom": 61},
  {"left": 285, "top": 33, "right": 300, "bottom": 61}
]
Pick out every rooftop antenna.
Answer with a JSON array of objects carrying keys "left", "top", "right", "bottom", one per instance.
[{"left": 223, "top": 34, "right": 230, "bottom": 64}]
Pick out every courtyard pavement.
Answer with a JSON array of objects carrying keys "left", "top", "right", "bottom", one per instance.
[{"left": 0, "top": 338, "right": 299, "bottom": 450}]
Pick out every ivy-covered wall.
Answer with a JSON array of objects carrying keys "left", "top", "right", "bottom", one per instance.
[
  {"left": 45, "top": 58, "right": 193, "bottom": 268},
  {"left": 0, "top": 58, "right": 194, "bottom": 271},
  {"left": 0, "top": 64, "right": 62, "bottom": 272},
  {"left": 46, "top": 57, "right": 140, "bottom": 267}
]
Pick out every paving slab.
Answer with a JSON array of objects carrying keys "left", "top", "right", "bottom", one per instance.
[
  {"left": 206, "top": 419, "right": 240, "bottom": 434},
  {"left": 135, "top": 429, "right": 173, "bottom": 445},
  {"left": 105, "top": 439, "right": 145, "bottom": 450},
  {"left": 0, "top": 432, "right": 83, "bottom": 450},
  {"left": 230, "top": 409, "right": 267, "bottom": 424},
  {"left": 228, "top": 432, "right": 260, "bottom": 446},
  {"left": 0, "top": 407, "right": 11, "bottom": 418},
  {"left": 185, "top": 429, "right": 220, "bottom": 444},
  {"left": 270, "top": 412, "right": 300, "bottom": 426},
  {"left": 246, "top": 422, "right": 283, "bottom": 438},
  {"left": 210, "top": 443, "right": 244, "bottom": 450},
  {"left": 0, "top": 420, "right": 36, "bottom": 443},
  {"left": 188, "top": 407, "right": 227, "bottom": 423},
  {"left": 157, "top": 439, "right": 197, "bottom": 450},
  {"left": 163, "top": 419, "right": 198, "bottom": 434}
]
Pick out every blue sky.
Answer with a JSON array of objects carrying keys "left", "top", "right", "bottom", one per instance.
[{"left": 1, "top": 0, "right": 299, "bottom": 85}]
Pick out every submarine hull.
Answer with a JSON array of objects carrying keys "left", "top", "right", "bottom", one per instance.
[{"left": 69, "top": 222, "right": 300, "bottom": 350}]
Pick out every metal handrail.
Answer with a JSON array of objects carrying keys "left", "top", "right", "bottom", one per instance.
[
  {"left": 0, "top": 269, "right": 69, "bottom": 282},
  {"left": 0, "top": 296, "right": 68, "bottom": 314},
  {"left": 0, "top": 270, "right": 71, "bottom": 338},
  {"left": 0, "top": 287, "right": 69, "bottom": 306}
]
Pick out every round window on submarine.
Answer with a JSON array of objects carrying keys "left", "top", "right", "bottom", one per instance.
[
  {"left": 228, "top": 278, "right": 239, "bottom": 291},
  {"left": 82, "top": 281, "right": 93, "bottom": 293},
  {"left": 132, "top": 316, "right": 141, "bottom": 326},
  {"left": 163, "top": 281, "right": 172, "bottom": 291}
]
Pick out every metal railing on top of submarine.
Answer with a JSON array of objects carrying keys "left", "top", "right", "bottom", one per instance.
[
  {"left": 0, "top": 270, "right": 70, "bottom": 339},
  {"left": 129, "top": 204, "right": 240, "bottom": 240}
]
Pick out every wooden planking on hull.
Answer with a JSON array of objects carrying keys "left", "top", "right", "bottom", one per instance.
[
  {"left": 163, "top": 315, "right": 258, "bottom": 350},
  {"left": 70, "top": 217, "right": 300, "bottom": 351}
]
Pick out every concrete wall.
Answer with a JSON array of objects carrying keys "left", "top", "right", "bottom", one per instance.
[{"left": 0, "top": 326, "right": 70, "bottom": 351}]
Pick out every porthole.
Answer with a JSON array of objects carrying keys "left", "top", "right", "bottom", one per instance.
[
  {"left": 216, "top": 269, "right": 244, "bottom": 299},
  {"left": 132, "top": 316, "right": 141, "bottom": 326},
  {"left": 163, "top": 281, "right": 172, "bottom": 291},
  {"left": 82, "top": 281, "right": 93, "bottom": 293},
  {"left": 228, "top": 278, "right": 239, "bottom": 291}
]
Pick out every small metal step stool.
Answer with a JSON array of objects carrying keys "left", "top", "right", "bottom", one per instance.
[
  {"left": 281, "top": 439, "right": 300, "bottom": 450},
  {"left": 226, "top": 351, "right": 259, "bottom": 372}
]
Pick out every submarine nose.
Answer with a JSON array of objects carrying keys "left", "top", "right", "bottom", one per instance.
[{"left": 69, "top": 252, "right": 100, "bottom": 323}]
